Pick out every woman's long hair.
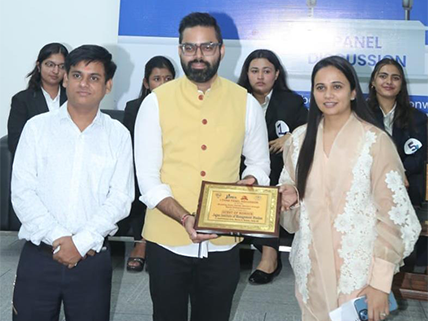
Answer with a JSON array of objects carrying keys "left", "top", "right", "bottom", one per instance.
[
  {"left": 296, "top": 56, "right": 379, "bottom": 199},
  {"left": 237, "top": 49, "right": 291, "bottom": 93},
  {"left": 137, "top": 56, "right": 175, "bottom": 102},
  {"left": 367, "top": 58, "right": 413, "bottom": 129},
  {"left": 27, "top": 43, "right": 69, "bottom": 91}
]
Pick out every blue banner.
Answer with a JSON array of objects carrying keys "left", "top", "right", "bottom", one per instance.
[
  {"left": 296, "top": 91, "right": 428, "bottom": 115},
  {"left": 119, "top": 0, "right": 428, "bottom": 43},
  {"left": 115, "top": 1, "right": 428, "bottom": 115}
]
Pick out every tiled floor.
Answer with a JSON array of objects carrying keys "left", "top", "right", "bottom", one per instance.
[{"left": 0, "top": 231, "right": 427, "bottom": 321}]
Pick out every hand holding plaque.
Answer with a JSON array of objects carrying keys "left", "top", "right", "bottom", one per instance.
[
  {"left": 194, "top": 181, "right": 281, "bottom": 238},
  {"left": 182, "top": 214, "right": 218, "bottom": 243}
]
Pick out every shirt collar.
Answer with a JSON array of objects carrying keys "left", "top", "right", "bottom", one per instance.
[
  {"left": 183, "top": 74, "right": 220, "bottom": 95},
  {"left": 379, "top": 102, "right": 396, "bottom": 118},
  {"left": 261, "top": 90, "right": 274, "bottom": 108},
  {"left": 59, "top": 102, "right": 103, "bottom": 126},
  {"left": 59, "top": 102, "right": 71, "bottom": 121},
  {"left": 41, "top": 86, "right": 60, "bottom": 102}
]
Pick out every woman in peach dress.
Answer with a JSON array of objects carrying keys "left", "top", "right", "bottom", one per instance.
[{"left": 279, "top": 56, "right": 421, "bottom": 321}]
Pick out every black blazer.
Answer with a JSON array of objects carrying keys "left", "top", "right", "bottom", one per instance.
[
  {"left": 123, "top": 97, "right": 145, "bottom": 202},
  {"left": 241, "top": 90, "right": 308, "bottom": 185},
  {"left": 123, "top": 97, "right": 144, "bottom": 143},
  {"left": 374, "top": 106, "right": 427, "bottom": 205},
  {"left": 7, "top": 86, "right": 67, "bottom": 155},
  {"left": 266, "top": 90, "right": 308, "bottom": 185}
]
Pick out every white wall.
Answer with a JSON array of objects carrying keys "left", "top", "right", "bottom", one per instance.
[{"left": 0, "top": 0, "right": 121, "bottom": 137}]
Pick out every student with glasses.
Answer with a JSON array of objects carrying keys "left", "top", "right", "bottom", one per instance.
[
  {"left": 134, "top": 12, "right": 269, "bottom": 321},
  {"left": 8, "top": 43, "right": 69, "bottom": 156}
]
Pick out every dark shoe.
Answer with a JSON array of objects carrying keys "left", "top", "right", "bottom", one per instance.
[
  {"left": 248, "top": 259, "right": 282, "bottom": 285},
  {"left": 126, "top": 257, "right": 145, "bottom": 272}
]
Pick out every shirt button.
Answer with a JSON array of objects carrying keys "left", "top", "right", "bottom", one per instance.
[
  {"left": 202, "top": 119, "right": 207, "bottom": 125},
  {"left": 200, "top": 171, "right": 206, "bottom": 177},
  {"left": 198, "top": 94, "right": 204, "bottom": 101},
  {"left": 201, "top": 144, "right": 207, "bottom": 150}
]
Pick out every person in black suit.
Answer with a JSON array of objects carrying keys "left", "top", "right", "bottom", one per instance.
[
  {"left": 368, "top": 58, "right": 427, "bottom": 207},
  {"left": 121, "top": 56, "right": 176, "bottom": 272},
  {"left": 238, "top": 49, "right": 308, "bottom": 284},
  {"left": 7, "top": 43, "right": 69, "bottom": 156}
]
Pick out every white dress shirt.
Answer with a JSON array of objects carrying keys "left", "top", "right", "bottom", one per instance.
[
  {"left": 134, "top": 90, "right": 270, "bottom": 257},
  {"left": 12, "top": 103, "right": 134, "bottom": 256},
  {"left": 380, "top": 103, "right": 396, "bottom": 136},
  {"left": 41, "top": 86, "right": 61, "bottom": 111},
  {"left": 259, "top": 90, "right": 273, "bottom": 116}
]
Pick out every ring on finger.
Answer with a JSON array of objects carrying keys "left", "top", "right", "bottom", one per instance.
[{"left": 380, "top": 312, "right": 387, "bottom": 319}]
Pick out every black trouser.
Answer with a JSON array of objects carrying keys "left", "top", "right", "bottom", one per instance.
[
  {"left": 12, "top": 241, "right": 112, "bottom": 321},
  {"left": 117, "top": 198, "right": 146, "bottom": 240},
  {"left": 146, "top": 242, "right": 240, "bottom": 321},
  {"left": 252, "top": 235, "right": 280, "bottom": 252}
]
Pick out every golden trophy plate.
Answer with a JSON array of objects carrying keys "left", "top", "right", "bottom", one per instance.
[{"left": 195, "top": 181, "right": 280, "bottom": 237}]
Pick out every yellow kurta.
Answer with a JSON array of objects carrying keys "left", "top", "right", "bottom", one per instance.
[
  {"left": 143, "top": 76, "right": 248, "bottom": 246},
  {"left": 280, "top": 113, "right": 421, "bottom": 320}
]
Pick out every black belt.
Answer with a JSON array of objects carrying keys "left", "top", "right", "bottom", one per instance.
[{"left": 31, "top": 241, "right": 55, "bottom": 255}]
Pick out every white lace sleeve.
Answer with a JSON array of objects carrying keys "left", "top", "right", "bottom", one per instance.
[
  {"left": 369, "top": 131, "right": 421, "bottom": 293},
  {"left": 279, "top": 125, "right": 306, "bottom": 185},
  {"left": 279, "top": 126, "right": 306, "bottom": 234},
  {"left": 385, "top": 171, "right": 421, "bottom": 259}
]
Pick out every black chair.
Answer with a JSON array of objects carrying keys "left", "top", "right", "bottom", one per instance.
[
  {"left": 0, "top": 135, "right": 20, "bottom": 231},
  {"left": 101, "top": 109, "right": 125, "bottom": 123}
]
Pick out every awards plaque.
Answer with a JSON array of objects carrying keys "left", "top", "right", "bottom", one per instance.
[{"left": 195, "top": 181, "right": 281, "bottom": 237}]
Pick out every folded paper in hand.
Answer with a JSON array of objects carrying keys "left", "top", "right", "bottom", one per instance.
[{"left": 329, "top": 298, "right": 360, "bottom": 321}]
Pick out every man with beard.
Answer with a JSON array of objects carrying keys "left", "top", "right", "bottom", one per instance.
[{"left": 134, "top": 12, "right": 270, "bottom": 321}]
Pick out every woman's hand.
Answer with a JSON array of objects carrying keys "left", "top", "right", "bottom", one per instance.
[
  {"left": 279, "top": 184, "right": 298, "bottom": 211},
  {"left": 358, "top": 286, "right": 389, "bottom": 321},
  {"left": 404, "top": 176, "right": 409, "bottom": 188},
  {"left": 269, "top": 133, "right": 291, "bottom": 154}
]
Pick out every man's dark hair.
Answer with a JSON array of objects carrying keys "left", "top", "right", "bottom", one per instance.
[
  {"left": 65, "top": 45, "right": 117, "bottom": 82},
  {"left": 178, "top": 12, "right": 223, "bottom": 44}
]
